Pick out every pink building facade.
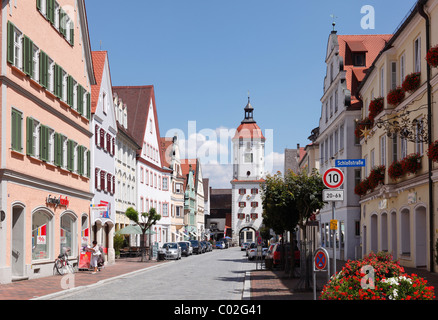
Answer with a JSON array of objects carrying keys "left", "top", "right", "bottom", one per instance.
[{"left": 0, "top": 0, "right": 95, "bottom": 283}]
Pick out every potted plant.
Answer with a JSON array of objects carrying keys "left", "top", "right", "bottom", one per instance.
[
  {"left": 368, "top": 165, "right": 385, "bottom": 189},
  {"left": 402, "top": 72, "right": 421, "bottom": 93},
  {"left": 388, "top": 160, "right": 404, "bottom": 180},
  {"left": 368, "top": 97, "right": 384, "bottom": 121},
  {"left": 386, "top": 87, "right": 405, "bottom": 106},
  {"left": 427, "top": 140, "right": 438, "bottom": 162},
  {"left": 401, "top": 153, "right": 422, "bottom": 175},
  {"left": 426, "top": 45, "right": 438, "bottom": 68}
]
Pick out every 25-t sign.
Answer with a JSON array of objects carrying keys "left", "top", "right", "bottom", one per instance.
[{"left": 323, "top": 168, "right": 344, "bottom": 189}]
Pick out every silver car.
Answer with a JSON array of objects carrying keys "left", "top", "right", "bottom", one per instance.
[{"left": 159, "top": 242, "right": 181, "bottom": 260}]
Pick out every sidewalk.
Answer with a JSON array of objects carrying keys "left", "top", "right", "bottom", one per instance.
[
  {"left": 248, "top": 260, "right": 438, "bottom": 300},
  {"left": 0, "top": 257, "right": 167, "bottom": 300}
]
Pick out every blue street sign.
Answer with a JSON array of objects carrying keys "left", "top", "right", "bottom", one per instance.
[{"left": 335, "top": 159, "right": 366, "bottom": 167}]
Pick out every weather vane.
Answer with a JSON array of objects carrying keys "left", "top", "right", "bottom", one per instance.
[{"left": 330, "top": 14, "right": 338, "bottom": 31}]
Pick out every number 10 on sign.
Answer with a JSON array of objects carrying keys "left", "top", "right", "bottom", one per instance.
[{"left": 323, "top": 168, "right": 344, "bottom": 189}]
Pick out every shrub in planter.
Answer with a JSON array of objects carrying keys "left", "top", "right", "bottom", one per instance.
[
  {"left": 426, "top": 45, "right": 438, "bottom": 68},
  {"left": 368, "top": 97, "right": 384, "bottom": 121},
  {"left": 354, "top": 117, "right": 373, "bottom": 139},
  {"left": 402, "top": 72, "right": 421, "bottom": 93},
  {"left": 427, "top": 140, "right": 438, "bottom": 163},
  {"left": 321, "top": 252, "right": 435, "bottom": 300},
  {"left": 386, "top": 87, "right": 405, "bottom": 106},
  {"left": 401, "top": 153, "right": 422, "bottom": 175},
  {"left": 368, "top": 165, "right": 385, "bottom": 189},
  {"left": 354, "top": 178, "right": 370, "bottom": 196},
  {"left": 388, "top": 160, "right": 404, "bottom": 180}
]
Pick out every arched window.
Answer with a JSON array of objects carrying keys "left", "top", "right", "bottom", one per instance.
[
  {"left": 32, "top": 209, "right": 53, "bottom": 261},
  {"left": 60, "top": 212, "right": 77, "bottom": 256}
]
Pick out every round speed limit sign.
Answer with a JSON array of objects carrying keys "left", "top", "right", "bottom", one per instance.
[{"left": 323, "top": 167, "right": 344, "bottom": 189}]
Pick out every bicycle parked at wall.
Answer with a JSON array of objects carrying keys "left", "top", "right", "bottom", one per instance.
[{"left": 53, "top": 247, "right": 75, "bottom": 275}]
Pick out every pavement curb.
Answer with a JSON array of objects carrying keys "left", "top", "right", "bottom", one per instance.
[
  {"left": 31, "top": 261, "right": 172, "bottom": 300},
  {"left": 242, "top": 271, "right": 251, "bottom": 300}
]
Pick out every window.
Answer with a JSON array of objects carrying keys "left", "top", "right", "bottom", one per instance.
[
  {"left": 414, "top": 37, "right": 421, "bottom": 73},
  {"left": 391, "top": 62, "right": 397, "bottom": 90},
  {"left": 415, "top": 118, "right": 424, "bottom": 155},
  {"left": 334, "top": 90, "right": 338, "bottom": 113},
  {"left": 251, "top": 202, "right": 258, "bottom": 208},
  {"left": 244, "top": 153, "right": 253, "bottom": 163},
  {"left": 334, "top": 129, "right": 339, "bottom": 154},
  {"left": 140, "top": 167, "right": 144, "bottom": 183},
  {"left": 380, "top": 67, "right": 385, "bottom": 97},
  {"left": 11, "top": 108, "right": 23, "bottom": 152},
  {"left": 400, "top": 53, "right": 405, "bottom": 84},
  {"left": 48, "top": 57, "right": 54, "bottom": 92},
  {"left": 340, "top": 124, "right": 344, "bottom": 150},
  {"left": 370, "top": 149, "right": 375, "bottom": 168},
  {"left": 102, "top": 92, "right": 107, "bottom": 114},
  {"left": 47, "top": 128, "right": 55, "bottom": 164},
  {"left": 239, "top": 202, "right": 246, "bottom": 208},
  {"left": 62, "top": 70, "right": 67, "bottom": 102},
  {"left": 32, "top": 210, "right": 52, "bottom": 260},
  {"left": 162, "top": 177, "right": 168, "bottom": 191},
  {"left": 60, "top": 213, "right": 75, "bottom": 256},
  {"left": 32, "top": 44, "right": 39, "bottom": 82},
  {"left": 392, "top": 136, "right": 398, "bottom": 162},
  {"left": 401, "top": 137, "right": 407, "bottom": 159},
  {"left": 9, "top": 23, "right": 23, "bottom": 69},
  {"left": 175, "top": 183, "right": 182, "bottom": 194},
  {"left": 354, "top": 170, "right": 361, "bottom": 189},
  {"left": 26, "top": 117, "right": 40, "bottom": 157},
  {"left": 353, "top": 53, "right": 365, "bottom": 66},
  {"left": 54, "top": 2, "right": 60, "bottom": 30},
  {"left": 176, "top": 206, "right": 182, "bottom": 217},
  {"left": 239, "top": 188, "right": 246, "bottom": 195},
  {"left": 251, "top": 188, "right": 258, "bottom": 195},
  {"left": 380, "top": 135, "right": 386, "bottom": 167},
  {"left": 163, "top": 203, "right": 168, "bottom": 217}
]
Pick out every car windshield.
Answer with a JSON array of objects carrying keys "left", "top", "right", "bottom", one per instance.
[
  {"left": 189, "top": 240, "right": 198, "bottom": 246},
  {"left": 178, "top": 242, "right": 187, "bottom": 248},
  {"left": 217, "top": 241, "right": 223, "bottom": 244},
  {"left": 163, "top": 243, "right": 177, "bottom": 249}
]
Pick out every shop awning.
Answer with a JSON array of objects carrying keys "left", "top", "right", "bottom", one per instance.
[{"left": 116, "top": 225, "right": 157, "bottom": 235}]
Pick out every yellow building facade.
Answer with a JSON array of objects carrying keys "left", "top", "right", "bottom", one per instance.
[{"left": 357, "top": 0, "right": 438, "bottom": 270}]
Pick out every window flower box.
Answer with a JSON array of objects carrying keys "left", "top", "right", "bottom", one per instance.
[
  {"left": 401, "top": 153, "right": 421, "bottom": 175},
  {"left": 388, "top": 160, "right": 404, "bottom": 180},
  {"left": 354, "top": 178, "right": 370, "bottom": 196},
  {"left": 426, "top": 45, "right": 438, "bottom": 68},
  {"left": 368, "top": 165, "right": 385, "bottom": 189},
  {"left": 368, "top": 97, "right": 384, "bottom": 121},
  {"left": 386, "top": 87, "right": 405, "bottom": 106},
  {"left": 402, "top": 72, "right": 421, "bottom": 93},
  {"left": 427, "top": 140, "right": 438, "bottom": 162}
]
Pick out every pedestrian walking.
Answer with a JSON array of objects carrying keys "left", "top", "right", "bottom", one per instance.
[{"left": 90, "top": 240, "right": 101, "bottom": 274}]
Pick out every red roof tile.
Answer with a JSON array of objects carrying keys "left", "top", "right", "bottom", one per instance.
[
  {"left": 233, "top": 123, "right": 265, "bottom": 140},
  {"left": 90, "top": 51, "right": 108, "bottom": 114}
]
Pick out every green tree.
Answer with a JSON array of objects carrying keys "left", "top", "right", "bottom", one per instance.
[{"left": 125, "top": 207, "right": 161, "bottom": 261}]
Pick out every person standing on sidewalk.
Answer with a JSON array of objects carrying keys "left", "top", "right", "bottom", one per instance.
[{"left": 90, "top": 240, "right": 101, "bottom": 274}]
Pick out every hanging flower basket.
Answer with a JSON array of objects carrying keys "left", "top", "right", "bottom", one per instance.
[
  {"left": 388, "top": 160, "right": 404, "bottom": 180},
  {"left": 321, "top": 252, "right": 435, "bottom": 300},
  {"left": 402, "top": 72, "right": 421, "bottom": 93},
  {"left": 401, "top": 153, "right": 422, "bottom": 175},
  {"left": 368, "top": 165, "right": 385, "bottom": 189},
  {"left": 426, "top": 45, "right": 438, "bottom": 68},
  {"left": 386, "top": 87, "right": 405, "bottom": 106},
  {"left": 368, "top": 97, "right": 384, "bottom": 121},
  {"left": 427, "top": 140, "right": 438, "bottom": 162},
  {"left": 354, "top": 117, "right": 374, "bottom": 139}
]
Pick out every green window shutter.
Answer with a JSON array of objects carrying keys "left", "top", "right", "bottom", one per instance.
[
  {"left": 53, "top": 64, "right": 59, "bottom": 97},
  {"left": 26, "top": 117, "right": 34, "bottom": 156},
  {"left": 54, "top": 64, "right": 63, "bottom": 99},
  {"left": 53, "top": 132, "right": 59, "bottom": 166},
  {"left": 60, "top": 8, "right": 65, "bottom": 37},
  {"left": 67, "top": 139, "right": 74, "bottom": 171},
  {"left": 22, "top": 35, "right": 32, "bottom": 76},
  {"left": 86, "top": 149, "right": 90, "bottom": 178},
  {"left": 39, "top": 125, "right": 49, "bottom": 161},
  {"left": 77, "top": 85, "right": 84, "bottom": 115},
  {"left": 67, "top": 75, "right": 73, "bottom": 106},
  {"left": 47, "top": 0, "right": 54, "bottom": 24},
  {"left": 36, "top": 0, "right": 41, "bottom": 11},
  {"left": 11, "top": 109, "right": 22, "bottom": 152},
  {"left": 77, "top": 145, "right": 84, "bottom": 175},
  {"left": 39, "top": 50, "right": 48, "bottom": 88},
  {"left": 70, "top": 21, "right": 74, "bottom": 46},
  {"left": 7, "top": 21, "right": 15, "bottom": 65},
  {"left": 86, "top": 92, "right": 91, "bottom": 120}
]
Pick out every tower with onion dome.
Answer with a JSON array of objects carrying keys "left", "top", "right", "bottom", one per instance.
[{"left": 230, "top": 97, "right": 265, "bottom": 246}]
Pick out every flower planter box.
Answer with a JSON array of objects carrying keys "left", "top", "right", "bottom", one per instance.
[
  {"left": 426, "top": 45, "right": 438, "bottom": 68},
  {"left": 388, "top": 160, "right": 404, "bottom": 180},
  {"left": 368, "top": 97, "right": 384, "bottom": 121},
  {"left": 401, "top": 153, "right": 422, "bottom": 175},
  {"left": 402, "top": 72, "right": 421, "bottom": 93},
  {"left": 427, "top": 140, "right": 438, "bottom": 162},
  {"left": 387, "top": 87, "right": 405, "bottom": 106}
]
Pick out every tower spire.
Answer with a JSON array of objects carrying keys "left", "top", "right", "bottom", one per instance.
[{"left": 242, "top": 94, "right": 255, "bottom": 124}]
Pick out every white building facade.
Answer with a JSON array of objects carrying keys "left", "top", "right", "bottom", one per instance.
[{"left": 230, "top": 99, "right": 265, "bottom": 245}]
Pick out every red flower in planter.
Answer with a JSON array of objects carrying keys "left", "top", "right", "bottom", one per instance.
[
  {"left": 427, "top": 140, "right": 438, "bottom": 162},
  {"left": 368, "top": 97, "right": 384, "bottom": 121},
  {"left": 387, "top": 87, "right": 405, "bottom": 106},
  {"left": 402, "top": 72, "right": 421, "bottom": 93},
  {"left": 354, "top": 178, "right": 370, "bottom": 196},
  {"left": 426, "top": 45, "right": 438, "bottom": 68},
  {"left": 401, "top": 153, "right": 422, "bottom": 175},
  {"left": 388, "top": 160, "right": 404, "bottom": 180},
  {"left": 368, "top": 165, "right": 385, "bottom": 189}
]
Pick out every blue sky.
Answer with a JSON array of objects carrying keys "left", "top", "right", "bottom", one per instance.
[{"left": 85, "top": 0, "right": 417, "bottom": 187}]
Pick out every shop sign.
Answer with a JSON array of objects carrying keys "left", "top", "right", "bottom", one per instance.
[{"left": 46, "top": 195, "right": 69, "bottom": 208}]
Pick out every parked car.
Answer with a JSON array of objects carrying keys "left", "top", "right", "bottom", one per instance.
[
  {"left": 199, "top": 241, "right": 206, "bottom": 253},
  {"left": 219, "top": 238, "right": 230, "bottom": 248},
  {"left": 178, "top": 241, "right": 191, "bottom": 257},
  {"left": 158, "top": 242, "right": 181, "bottom": 260},
  {"left": 203, "top": 241, "right": 212, "bottom": 252},
  {"left": 247, "top": 244, "right": 268, "bottom": 260},
  {"left": 215, "top": 241, "right": 225, "bottom": 249},
  {"left": 246, "top": 242, "right": 256, "bottom": 256},
  {"left": 201, "top": 241, "right": 209, "bottom": 252},
  {"left": 240, "top": 242, "right": 249, "bottom": 251},
  {"left": 181, "top": 241, "right": 193, "bottom": 255},
  {"left": 189, "top": 240, "right": 202, "bottom": 254},
  {"left": 266, "top": 243, "right": 300, "bottom": 267}
]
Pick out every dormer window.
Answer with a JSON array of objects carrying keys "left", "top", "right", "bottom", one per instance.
[{"left": 353, "top": 53, "right": 366, "bottom": 66}]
